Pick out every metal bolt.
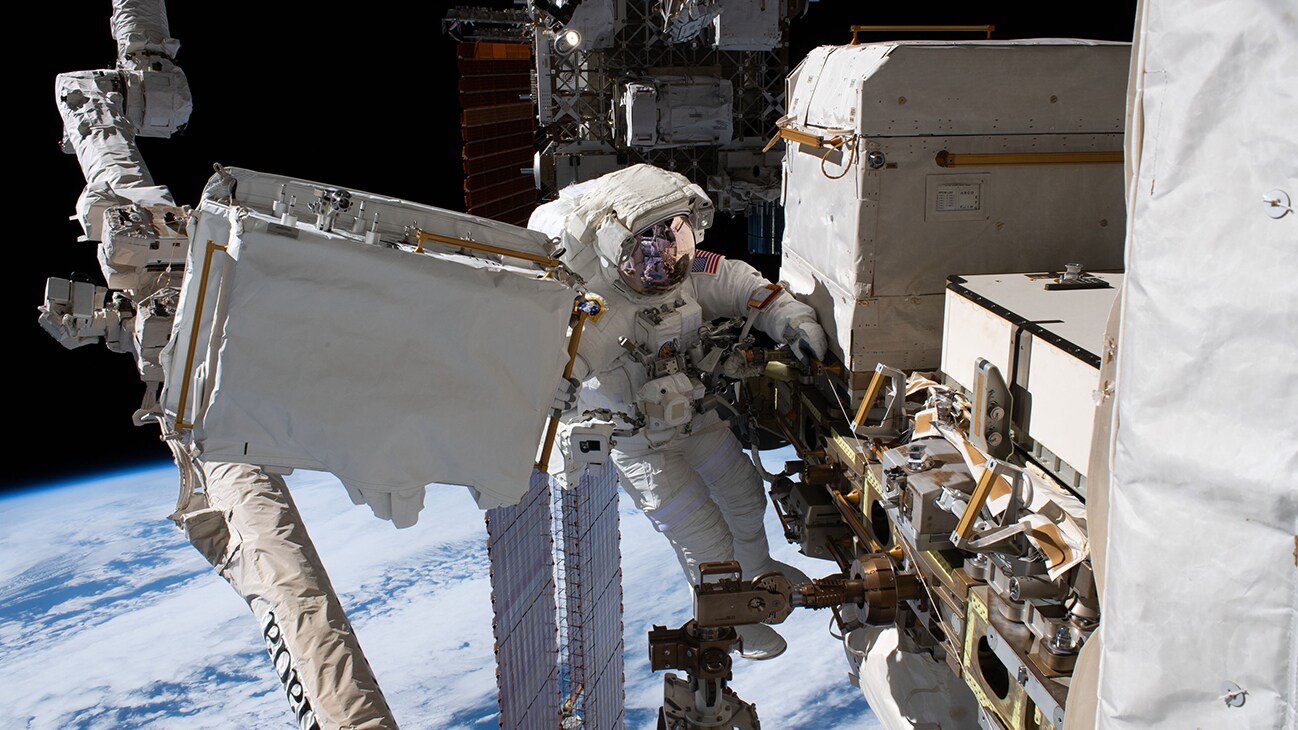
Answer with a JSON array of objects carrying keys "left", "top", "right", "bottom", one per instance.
[
  {"left": 1263, "top": 189, "right": 1292, "bottom": 218},
  {"left": 1221, "top": 681, "right": 1247, "bottom": 707},
  {"left": 906, "top": 444, "right": 930, "bottom": 471},
  {"left": 867, "top": 151, "right": 886, "bottom": 169},
  {"left": 1016, "top": 664, "right": 1029, "bottom": 686},
  {"left": 1052, "top": 626, "right": 1071, "bottom": 648}
]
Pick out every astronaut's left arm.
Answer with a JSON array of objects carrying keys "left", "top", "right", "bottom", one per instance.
[{"left": 692, "top": 252, "right": 828, "bottom": 361}]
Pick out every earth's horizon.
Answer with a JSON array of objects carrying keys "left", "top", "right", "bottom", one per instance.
[{"left": 0, "top": 455, "right": 879, "bottom": 729}]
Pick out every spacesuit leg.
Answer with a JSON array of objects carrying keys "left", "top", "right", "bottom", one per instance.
[
  {"left": 610, "top": 440, "right": 735, "bottom": 585},
  {"left": 678, "top": 420, "right": 807, "bottom": 585},
  {"left": 182, "top": 461, "right": 399, "bottom": 730},
  {"left": 676, "top": 423, "right": 769, "bottom": 578}
]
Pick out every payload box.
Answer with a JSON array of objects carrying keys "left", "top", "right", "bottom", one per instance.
[{"left": 778, "top": 40, "right": 1130, "bottom": 387}]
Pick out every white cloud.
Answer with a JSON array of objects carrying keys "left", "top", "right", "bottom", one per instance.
[{"left": 0, "top": 457, "right": 878, "bottom": 729}]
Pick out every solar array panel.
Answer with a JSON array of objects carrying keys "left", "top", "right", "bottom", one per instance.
[
  {"left": 486, "top": 470, "right": 559, "bottom": 728},
  {"left": 560, "top": 468, "right": 625, "bottom": 730},
  {"left": 456, "top": 41, "right": 538, "bottom": 226}
]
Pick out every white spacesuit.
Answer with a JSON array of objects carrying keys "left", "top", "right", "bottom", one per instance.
[{"left": 530, "top": 165, "right": 829, "bottom": 659}]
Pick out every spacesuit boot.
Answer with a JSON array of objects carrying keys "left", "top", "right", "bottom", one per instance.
[
  {"left": 736, "top": 623, "right": 788, "bottom": 660},
  {"left": 752, "top": 558, "right": 810, "bottom": 586}
]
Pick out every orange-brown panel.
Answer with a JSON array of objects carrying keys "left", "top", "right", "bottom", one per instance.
[
  {"left": 470, "top": 190, "right": 537, "bottom": 220},
  {"left": 460, "top": 73, "right": 532, "bottom": 93},
  {"left": 462, "top": 146, "right": 533, "bottom": 176},
  {"left": 458, "top": 41, "right": 531, "bottom": 60},
  {"left": 462, "top": 89, "right": 531, "bottom": 109},
  {"left": 464, "top": 133, "right": 534, "bottom": 161},
  {"left": 466, "top": 166, "right": 532, "bottom": 192},
  {"left": 465, "top": 175, "right": 535, "bottom": 208},
  {"left": 462, "top": 102, "right": 533, "bottom": 127},
  {"left": 463, "top": 118, "right": 536, "bottom": 143},
  {"left": 458, "top": 58, "right": 532, "bottom": 77}
]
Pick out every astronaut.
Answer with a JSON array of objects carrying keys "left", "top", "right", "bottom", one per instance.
[{"left": 530, "top": 165, "right": 828, "bottom": 659}]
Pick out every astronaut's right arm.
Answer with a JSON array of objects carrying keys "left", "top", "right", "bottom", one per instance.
[{"left": 692, "top": 253, "right": 828, "bottom": 362}]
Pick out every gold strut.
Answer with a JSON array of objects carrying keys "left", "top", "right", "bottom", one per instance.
[
  {"left": 174, "top": 240, "right": 228, "bottom": 431},
  {"left": 935, "top": 150, "right": 1124, "bottom": 168},
  {"left": 414, "top": 228, "right": 560, "bottom": 268},
  {"left": 762, "top": 126, "right": 847, "bottom": 154},
  {"left": 850, "top": 369, "right": 887, "bottom": 433},
  {"left": 535, "top": 297, "right": 595, "bottom": 472},
  {"left": 952, "top": 465, "right": 999, "bottom": 546}
]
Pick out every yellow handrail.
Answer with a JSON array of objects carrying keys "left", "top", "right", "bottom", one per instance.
[
  {"left": 936, "top": 150, "right": 1124, "bottom": 168},
  {"left": 535, "top": 296, "right": 600, "bottom": 472},
  {"left": 174, "top": 240, "right": 227, "bottom": 431},
  {"left": 414, "top": 228, "right": 559, "bottom": 268}
]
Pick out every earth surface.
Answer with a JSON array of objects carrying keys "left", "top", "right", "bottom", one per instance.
[{"left": 0, "top": 448, "right": 880, "bottom": 729}]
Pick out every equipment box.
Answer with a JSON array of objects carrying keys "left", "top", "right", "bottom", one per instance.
[
  {"left": 941, "top": 271, "right": 1121, "bottom": 491},
  {"left": 778, "top": 41, "right": 1130, "bottom": 385}
]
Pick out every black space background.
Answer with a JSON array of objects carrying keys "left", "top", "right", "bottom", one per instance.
[{"left": 10, "top": 1, "right": 1135, "bottom": 493}]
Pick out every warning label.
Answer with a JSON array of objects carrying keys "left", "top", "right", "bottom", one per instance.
[{"left": 935, "top": 183, "right": 982, "bottom": 212}]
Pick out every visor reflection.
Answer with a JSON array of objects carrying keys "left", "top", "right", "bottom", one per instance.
[{"left": 619, "top": 215, "right": 696, "bottom": 294}]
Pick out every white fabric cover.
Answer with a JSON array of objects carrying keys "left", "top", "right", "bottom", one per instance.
[
  {"left": 110, "top": 0, "right": 180, "bottom": 58},
  {"left": 850, "top": 627, "right": 981, "bottom": 730},
  {"left": 54, "top": 0, "right": 191, "bottom": 241},
  {"left": 181, "top": 212, "right": 575, "bottom": 525},
  {"left": 1097, "top": 1, "right": 1298, "bottom": 727},
  {"left": 55, "top": 70, "right": 175, "bottom": 240},
  {"left": 183, "top": 462, "right": 397, "bottom": 730}
]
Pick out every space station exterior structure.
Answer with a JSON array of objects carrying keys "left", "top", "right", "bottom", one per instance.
[
  {"left": 446, "top": 0, "right": 797, "bottom": 252},
  {"left": 779, "top": 41, "right": 1128, "bottom": 378},
  {"left": 44, "top": 2, "right": 633, "bottom": 728},
  {"left": 38, "top": 0, "right": 1297, "bottom": 729},
  {"left": 718, "top": 6, "right": 1294, "bottom": 730}
]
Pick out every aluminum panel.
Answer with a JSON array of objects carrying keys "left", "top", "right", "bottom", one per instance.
[
  {"left": 559, "top": 467, "right": 625, "bottom": 730},
  {"left": 487, "top": 470, "right": 560, "bottom": 729}
]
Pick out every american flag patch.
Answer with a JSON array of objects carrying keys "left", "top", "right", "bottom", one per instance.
[{"left": 692, "top": 249, "right": 723, "bottom": 275}]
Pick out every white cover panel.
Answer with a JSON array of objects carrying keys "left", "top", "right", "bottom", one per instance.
[
  {"left": 567, "top": 0, "right": 618, "bottom": 49},
  {"left": 561, "top": 466, "right": 624, "bottom": 730},
  {"left": 788, "top": 42, "right": 1128, "bottom": 136},
  {"left": 1098, "top": 0, "right": 1298, "bottom": 727},
  {"left": 186, "top": 213, "right": 575, "bottom": 517},
  {"left": 1024, "top": 338, "right": 1098, "bottom": 478},
  {"left": 780, "top": 42, "right": 1128, "bottom": 375},
  {"left": 852, "top": 627, "right": 981, "bottom": 730},
  {"left": 487, "top": 471, "right": 560, "bottom": 728},
  {"left": 110, "top": 0, "right": 179, "bottom": 58},
  {"left": 713, "top": 0, "right": 781, "bottom": 51},
  {"left": 159, "top": 201, "right": 231, "bottom": 423}
]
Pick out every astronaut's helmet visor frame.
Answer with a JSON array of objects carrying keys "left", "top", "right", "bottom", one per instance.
[{"left": 618, "top": 213, "right": 697, "bottom": 295}]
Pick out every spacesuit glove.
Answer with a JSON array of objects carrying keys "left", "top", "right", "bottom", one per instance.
[
  {"left": 788, "top": 320, "right": 828, "bottom": 363},
  {"left": 552, "top": 376, "right": 581, "bottom": 416}
]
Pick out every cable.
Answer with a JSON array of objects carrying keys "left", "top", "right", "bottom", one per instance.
[
  {"left": 820, "top": 136, "right": 859, "bottom": 180},
  {"left": 825, "top": 376, "right": 867, "bottom": 456}
]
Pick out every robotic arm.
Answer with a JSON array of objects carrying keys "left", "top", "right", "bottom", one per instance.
[{"left": 649, "top": 559, "right": 915, "bottom": 729}]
